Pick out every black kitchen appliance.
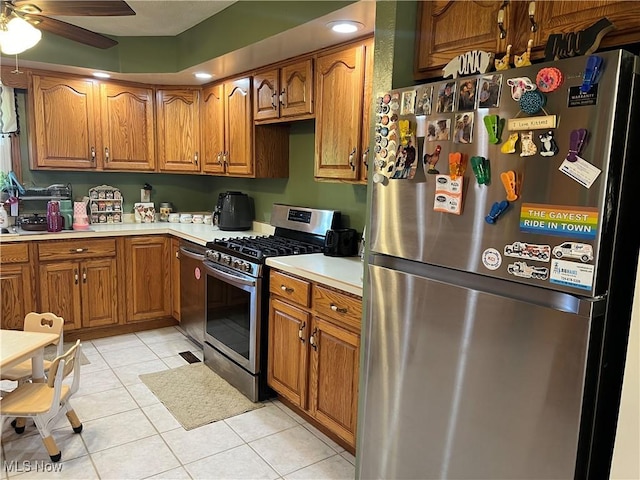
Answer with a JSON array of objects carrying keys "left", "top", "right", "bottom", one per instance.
[
  {"left": 215, "top": 191, "right": 253, "bottom": 231},
  {"left": 323, "top": 228, "right": 359, "bottom": 257},
  {"left": 202, "top": 204, "right": 340, "bottom": 402}
]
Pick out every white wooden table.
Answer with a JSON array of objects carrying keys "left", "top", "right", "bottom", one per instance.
[{"left": 0, "top": 329, "right": 60, "bottom": 382}]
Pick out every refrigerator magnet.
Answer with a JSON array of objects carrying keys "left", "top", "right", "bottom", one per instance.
[
  {"left": 415, "top": 85, "right": 433, "bottom": 116},
  {"left": 435, "top": 82, "right": 456, "bottom": 113},
  {"left": 481, "top": 248, "right": 502, "bottom": 270},
  {"left": 501, "top": 132, "right": 519, "bottom": 154},
  {"left": 454, "top": 113, "right": 474, "bottom": 144},
  {"left": 478, "top": 74, "right": 503, "bottom": 108},
  {"left": 457, "top": 78, "right": 478, "bottom": 111},
  {"left": 519, "top": 131, "right": 538, "bottom": 157},
  {"left": 550, "top": 259, "right": 594, "bottom": 291},
  {"left": 507, "top": 261, "right": 549, "bottom": 280},
  {"left": 504, "top": 241, "right": 551, "bottom": 262},
  {"left": 423, "top": 144, "right": 442, "bottom": 175},
  {"left": 391, "top": 136, "right": 418, "bottom": 180},
  {"left": 539, "top": 131, "right": 559, "bottom": 156},
  {"left": 401, "top": 90, "right": 416, "bottom": 115},
  {"left": 433, "top": 175, "right": 464, "bottom": 215},
  {"left": 428, "top": 119, "right": 451, "bottom": 141}
]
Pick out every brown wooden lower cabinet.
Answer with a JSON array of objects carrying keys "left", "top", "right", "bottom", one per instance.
[
  {"left": 38, "top": 239, "right": 119, "bottom": 330},
  {"left": 0, "top": 243, "right": 36, "bottom": 330},
  {"left": 125, "top": 236, "right": 172, "bottom": 322},
  {"left": 267, "top": 269, "right": 361, "bottom": 450}
]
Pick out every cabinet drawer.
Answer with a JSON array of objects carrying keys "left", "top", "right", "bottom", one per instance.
[
  {"left": 0, "top": 243, "right": 29, "bottom": 263},
  {"left": 270, "top": 270, "right": 311, "bottom": 307},
  {"left": 38, "top": 238, "right": 116, "bottom": 261},
  {"left": 313, "top": 285, "right": 362, "bottom": 331}
]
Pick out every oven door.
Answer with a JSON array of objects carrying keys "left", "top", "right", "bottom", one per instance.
[{"left": 202, "top": 260, "right": 261, "bottom": 374}]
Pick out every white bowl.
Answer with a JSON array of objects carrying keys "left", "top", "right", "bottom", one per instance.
[
  {"left": 180, "top": 214, "right": 193, "bottom": 223},
  {"left": 192, "top": 215, "right": 204, "bottom": 224},
  {"left": 168, "top": 214, "right": 180, "bottom": 223}
]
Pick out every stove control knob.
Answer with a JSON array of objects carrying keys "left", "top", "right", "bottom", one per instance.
[
  {"left": 211, "top": 252, "right": 221, "bottom": 262},
  {"left": 223, "top": 255, "right": 232, "bottom": 265},
  {"left": 232, "top": 259, "right": 242, "bottom": 269},
  {"left": 241, "top": 262, "right": 252, "bottom": 273}
]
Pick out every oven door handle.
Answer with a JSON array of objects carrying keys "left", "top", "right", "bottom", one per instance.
[
  {"left": 179, "top": 246, "right": 206, "bottom": 261},
  {"left": 203, "top": 263, "right": 257, "bottom": 287}
]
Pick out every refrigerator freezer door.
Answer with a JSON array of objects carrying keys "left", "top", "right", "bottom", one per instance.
[
  {"left": 370, "top": 50, "right": 637, "bottom": 297},
  {"left": 358, "top": 263, "right": 593, "bottom": 479}
]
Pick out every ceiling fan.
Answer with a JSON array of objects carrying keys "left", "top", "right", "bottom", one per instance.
[{"left": 1, "top": 0, "right": 135, "bottom": 51}]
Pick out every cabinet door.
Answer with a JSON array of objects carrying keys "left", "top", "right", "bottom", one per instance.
[
  {"left": 32, "top": 75, "right": 98, "bottom": 169},
  {"left": 360, "top": 39, "right": 374, "bottom": 183},
  {"left": 81, "top": 258, "right": 119, "bottom": 328},
  {"left": 0, "top": 264, "right": 35, "bottom": 330},
  {"left": 156, "top": 89, "right": 201, "bottom": 172},
  {"left": 125, "top": 236, "right": 171, "bottom": 322},
  {"left": 254, "top": 69, "right": 280, "bottom": 121},
  {"left": 201, "top": 84, "right": 226, "bottom": 174},
  {"left": 308, "top": 316, "right": 360, "bottom": 448},
  {"left": 280, "top": 59, "right": 313, "bottom": 118},
  {"left": 100, "top": 83, "right": 155, "bottom": 171},
  {"left": 224, "top": 78, "right": 253, "bottom": 176},
  {"left": 315, "top": 44, "right": 365, "bottom": 181},
  {"left": 268, "top": 298, "right": 310, "bottom": 409},
  {"left": 534, "top": 1, "right": 640, "bottom": 56},
  {"left": 415, "top": 1, "right": 505, "bottom": 80},
  {"left": 39, "top": 261, "right": 83, "bottom": 331}
]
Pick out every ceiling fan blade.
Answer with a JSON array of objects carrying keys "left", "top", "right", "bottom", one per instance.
[
  {"left": 14, "top": 1, "right": 135, "bottom": 16},
  {"left": 28, "top": 15, "right": 118, "bottom": 49}
]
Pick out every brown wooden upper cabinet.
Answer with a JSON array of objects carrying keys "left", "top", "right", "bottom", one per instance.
[
  {"left": 415, "top": 1, "right": 640, "bottom": 81},
  {"left": 315, "top": 38, "right": 374, "bottom": 183},
  {"left": 156, "top": 88, "right": 201, "bottom": 173},
  {"left": 31, "top": 75, "right": 155, "bottom": 171},
  {"left": 253, "top": 58, "right": 314, "bottom": 123},
  {"left": 200, "top": 83, "right": 226, "bottom": 175}
]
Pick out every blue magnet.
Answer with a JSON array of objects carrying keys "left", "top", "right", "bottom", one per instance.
[
  {"left": 485, "top": 200, "right": 510, "bottom": 224},
  {"left": 581, "top": 55, "right": 603, "bottom": 94}
]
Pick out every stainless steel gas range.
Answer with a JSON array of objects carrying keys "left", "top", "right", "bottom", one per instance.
[{"left": 201, "top": 204, "right": 340, "bottom": 402}]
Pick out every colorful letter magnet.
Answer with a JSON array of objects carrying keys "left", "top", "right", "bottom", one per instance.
[
  {"left": 581, "top": 55, "right": 603, "bottom": 93},
  {"left": 485, "top": 200, "right": 510, "bottom": 224},
  {"left": 566, "top": 128, "right": 588, "bottom": 162},
  {"left": 500, "top": 170, "right": 518, "bottom": 201},
  {"left": 483, "top": 115, "right": 504, "bottom": 144},
  {"left": 471, "top": 156, "right": 490, "bottom": 185}
]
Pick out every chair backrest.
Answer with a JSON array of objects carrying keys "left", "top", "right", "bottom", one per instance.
[
  {"left": 47, "top": 340, "right": 81, "bottom": 389},
  {"left": 24, "top": 312, "right": 64, "bottom": 355}
]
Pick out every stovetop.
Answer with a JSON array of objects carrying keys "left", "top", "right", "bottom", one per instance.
[{"left": 207, "top": 235, "right": 323, "bottom": 262}]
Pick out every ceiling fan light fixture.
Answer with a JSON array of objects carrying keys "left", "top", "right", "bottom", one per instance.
[
  {"left": 327, "top": 20, "right": 363, "bottom": 34},
  {"left": 0, "top": 15, "right": 41, "bottom": 55}
]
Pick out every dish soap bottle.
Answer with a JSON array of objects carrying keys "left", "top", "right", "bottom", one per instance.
[{"left": 0, "top": 201, "right": 9, "bottom": 229}]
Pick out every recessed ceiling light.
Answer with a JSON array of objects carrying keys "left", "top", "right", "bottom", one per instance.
[
  {"left": 93, "top": 72, "right": 111, "bottom": 79},
  {"left": 327, "top": 21, "right": 364, "bottom": 34},
  {"left": 194, "top": 72, "right": 213, "bottom": 80}
]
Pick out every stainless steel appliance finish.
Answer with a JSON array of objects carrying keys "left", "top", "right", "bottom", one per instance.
[
  {"left": 203, "top": 204, "right": 341, "bottom": 402},
  {"left": 359, "top": 50, "right": 640, "bottom": 480},
  {"left": 177, "top": 242, "right": 206, "bottom": 347}
]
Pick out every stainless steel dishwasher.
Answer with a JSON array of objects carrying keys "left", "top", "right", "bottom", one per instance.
[{"left": 178, "top": 242, "right": 207, "bottom": 347}]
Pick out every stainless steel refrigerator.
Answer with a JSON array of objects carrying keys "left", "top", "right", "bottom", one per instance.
[{"left": 358, "top": 50, "right": 639, "bottom": 479}]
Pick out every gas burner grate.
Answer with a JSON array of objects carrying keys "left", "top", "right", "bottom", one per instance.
[{"left": 209, "top": 235, "right": 323, "bottom": 261}]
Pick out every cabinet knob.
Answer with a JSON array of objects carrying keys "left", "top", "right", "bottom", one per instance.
[
  {"left": 528, "top": 1, "right": 538, "bottom": 32},
  {"left": 82, "top": 268, "right": 87, "bottom": 283},
  {"left": 90, "top": 146, "right": 96, "bottom": 162},
  {"left": 105, "top": 147, "right": 110, "bottom": 162},
  {"left": 281, "top": 284, "right": 294, "bottom": 293},
  {"left": 70, "top": 248, "right": 87, "bottom": 253},
  {"left": 74, "top": 269, "right": 79, "bottom": 285},
  {"left": 194, "top": 152, "right": 199, "bottom": 166},
  {"left": 497, "top": 7, "right": 507, "bottom": 39}
]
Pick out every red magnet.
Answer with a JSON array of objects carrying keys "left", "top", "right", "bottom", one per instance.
[{"left": 536, "top": 67, "right": 563, "bottom": 92}]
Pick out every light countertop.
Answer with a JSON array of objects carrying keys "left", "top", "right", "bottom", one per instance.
[
  {"left": 1, "top": 221, "right": 364, "bottom": 295},
  {"left": 266, "top": 254, "right": 364, "bottom": 297}
]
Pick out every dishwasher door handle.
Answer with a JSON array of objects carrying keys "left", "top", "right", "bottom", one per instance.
[{"left": 179, "top": 246, "right": 206, "bottom": 261}]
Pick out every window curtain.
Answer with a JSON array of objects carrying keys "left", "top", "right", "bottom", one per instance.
[{"left": 0, "top": 85, "right": 18, "bottom": 173}]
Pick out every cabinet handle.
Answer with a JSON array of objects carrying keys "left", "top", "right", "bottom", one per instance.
[
  {"left": 82, "top": 268, "right": 87, "bottom": 283},
  {"left": 223, "top": 151, "right": 229, "bottom": 164},
  {"left": 216, "top": 152, "right": 223, "bottom": 165},
  {"left": 280, "top": 284, "right": 294, "bottom": 293},
  {"left": 74, "top": 269, "right": 79, "bottom": 285},
  {"left": 70, "top": 248, "right": 87, "bottom": 253},
  {"left": 90, "top": 146, "right": 96, "bottom": 162},
  {"left": 348, "top": 147, "right": 356, "bottom": 171},
  {"left": 497, "top": 6, "right": 507, "bottom": 39},
  {"left": 330, "top": 304, "right": 348, "bottom": 314},
  {"left": 105, "top": 147, "right": 109, "bottom": 162},
  {"left": 298, "top": 321, "right": 306, "bottom": 343},
  {"left": 194, "top": 152, "right": 199, "bottom": 166},
  {"left": 309, "top": 327, "right": 318, "bottom": 351},
  {"left": 528, "top": 1, "right": 538, "bottom": 32},
  {"left": 362, "top": 147, "right": 369, "bottom": 169},
  {"left": 271, "top": 92, "right": 278, "bottom": 110},
  {"left": 280, "top": 89, "right": 287, "bottom": 108},
  {"left": 176, "top": 250, "right": 180, "bottom": 259}
]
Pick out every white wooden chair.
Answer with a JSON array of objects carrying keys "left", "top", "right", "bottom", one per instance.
[
  {"left": 0, "top": 340, "right": 83, "bottom": 462},
  {"left": 1, "top": 312, "right": 65, "bottom": 385}
]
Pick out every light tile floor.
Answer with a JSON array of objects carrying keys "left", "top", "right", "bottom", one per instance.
[{"left": 1, "top": 327, "right": 355, "bottom": 479}]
